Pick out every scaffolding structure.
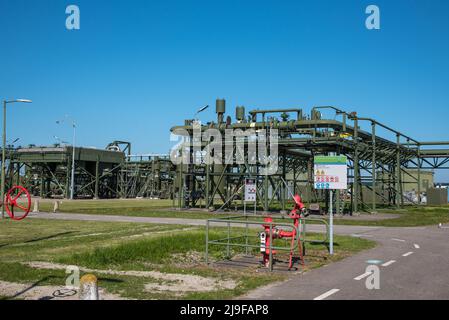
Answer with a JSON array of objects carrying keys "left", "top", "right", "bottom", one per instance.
[
  {"left": 117, "top": 154, "right": 175, "bottom": 199},
  {"left": 4, "top": 142, "right": 176, "bottom": 200},
  {"left": 170, "top": 99, "right": 449, "bottom": 213},
  {"left": 8, "top": 145, "right": 124, "bottom": 199},
  {"left": 2, "top": 100, "right": 448, "bottom": 208}
]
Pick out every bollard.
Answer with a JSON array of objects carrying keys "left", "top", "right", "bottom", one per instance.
[
  {"left": 53, "top": 200, "right": 60, "bottom": 213},
  {"left": 79, "top": 274, "right": 99, "bottom": 300},
  {"left": 33, "top": 200, "right": 39, "bottom": 213}
]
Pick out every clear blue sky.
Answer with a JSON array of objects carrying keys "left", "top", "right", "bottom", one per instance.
[{"left": 1, "top": 0, "right": 449, "bottom": 180}]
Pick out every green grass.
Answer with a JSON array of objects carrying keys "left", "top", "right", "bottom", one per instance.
[
  {"left": 58, "top": 230, "right": 213, "bottom": 267},
  {"left": 0, "top": 217, "right": 375, "bottom": 300},
  {"left": 38, "top": 198, "right": 216, "bottom": 219},
  {"left": 334, "top": 206, "right": 449, "bottom": 227},
  {"left": 39, "top": 198, "right": 174, "bottom": 210},
  {"left": 59, "top": 229, "right": 340, "bottom": 269},
  {"left": 56, "top": 227, "right": 375, "bottom": 272},
  {"left": 0, "top": 218, "right": 184, "bottom": 262},
  {"left": 35, "top": 198, "right": 449, "bottom": 227},
  {"left": 55, "top": 228, "right": 374, "bottom": 299}
]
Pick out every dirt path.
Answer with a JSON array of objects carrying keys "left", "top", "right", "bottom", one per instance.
[
  {"left": 0, "top": 280, "right": 123, "bottom": 300},
  {"left": 25, "top": 261, "right": 237, "bottom": 295}
]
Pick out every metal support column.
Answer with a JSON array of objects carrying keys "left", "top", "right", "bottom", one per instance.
[
  {"left": 206, "top": 163, "right": 210, "bottom": 209},
  {"left": 281, "top": 151, "right": 286, "bottom": 210},
  {"left": 1, "top": 102, "right": 6, "bottom": 218},
  {"left": 396, "top": 134, "right": 401, "bottom": 208},
  {"left": 94, "top": 156, "right": 100, "bottom": 199},
  {"left": 178, "top": 164, "right": 183, "bottom": 209},
  {"left": 264, "top": 174, "right": 269, "bottom": 212},
  {"left": 417, "top": 145, "right": 421, "bottom": 205},
  {"left": 40, "top": 167, "right": 45, "bottom": 198},
  {"left": 353, "top": 118, "right": 359, "bottom": 213},
  {"left": 65, "top": 158, "right": 71, "bottom": 199},
  {"left": 307, "top": 159, "right": 313, "bottom": 202}
]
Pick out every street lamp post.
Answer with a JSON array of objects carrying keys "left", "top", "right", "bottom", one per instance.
[
  {"left": 194, "top": 105, "right": 209, "bottom": 119},
  {"left": 1, "top": 99, "right": 32, "bottom": 218},
  {"left": 70, "top": 122, "right": 76, "bottom": 200}
]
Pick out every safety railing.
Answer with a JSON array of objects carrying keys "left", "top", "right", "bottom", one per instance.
[{"left": 205, "top": 215, "right": 329, "bottom": 271}]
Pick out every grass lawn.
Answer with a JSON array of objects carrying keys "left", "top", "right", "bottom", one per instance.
[
  {"left": 0, "top": 218, "right": 374, "bottom": 300},
  {"left": 36, "top": 198, "right": 449, "bottom": 227},
  {"left": 37, "top": 199, "right": 215, "bottom": 219},
  {"left": 334, "top": 205, "right": 449, "bottom": 227}
]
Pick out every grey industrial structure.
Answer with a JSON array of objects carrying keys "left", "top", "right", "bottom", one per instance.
[
  {"left": 170, "top": 99, "right": 449, "bottom": 213},
  {"left": 2, "top": 99, "right": 449, "bottom": 213},
  {"left": 5, "top": 141, "right": 175, "bottom": 200}
]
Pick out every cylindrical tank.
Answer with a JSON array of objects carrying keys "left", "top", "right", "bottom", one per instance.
[
  {"left": 236, "top": 106, "right": 245, "bottom": 122},
  {"left": 216, "top": 99, "right": 226, "bottom": 123},
  {"left": 216, "top": 99, "right": 226, "bottom": 114}
]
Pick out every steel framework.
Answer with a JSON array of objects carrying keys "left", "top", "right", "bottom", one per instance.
[
  {"left": 2, "top": 101, "right": 448, "bottom": 208},
  {"left": 3, "top": 143, "right": 176, "bottom": 200},
  {"left": 171, "top": 100, "right": 449, "bottom": 213},
  {"left": 7, "top": 145, "right": 124, "bottom": 199},
  {"left": 117, "top": 154, "right": 175, "bottom": 199}
]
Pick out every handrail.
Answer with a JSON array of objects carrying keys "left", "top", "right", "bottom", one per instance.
[{"left": 205, "top": 215, "right": 330, "bottom": 271}]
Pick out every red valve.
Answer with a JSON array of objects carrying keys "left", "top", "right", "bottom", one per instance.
[
  {"left": 4, "top": 186, "right": 31, "bottom": 221},
  {"left": 261, "top": 194, "right": 305, "bottom": 269}
]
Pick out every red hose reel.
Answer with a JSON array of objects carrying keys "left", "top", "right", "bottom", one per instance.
[{"left": 3, "top": 185, "right": 31, "bottom": 220}]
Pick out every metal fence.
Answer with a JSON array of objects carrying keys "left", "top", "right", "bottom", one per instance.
[{"left": 205, "top": 215, "right": 329, "bottom": 271}]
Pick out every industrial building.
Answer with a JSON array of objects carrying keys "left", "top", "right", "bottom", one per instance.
[
  {"left": 9, "top": 145, "right": 124, "bottom": 199},
  {"left": 5, "top": 142, "right": 175, "bottom": 200},
  {"left": 2, "top": 99, "right": 448, "bottom": 213},
  {"left": 170, "top": 99, "right": 449, "bottom": 213}
]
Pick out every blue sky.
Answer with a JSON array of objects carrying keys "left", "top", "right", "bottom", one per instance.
[{"left": 1, "top": 0, "right": 449, "bottom": 180}]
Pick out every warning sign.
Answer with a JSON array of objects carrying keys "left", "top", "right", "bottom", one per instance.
[
  {"left": 245, "top": 178, "right": 257, "bottom": 202},
  {"left": 314, "top": 156, "right": 347, "bottom": 190}
]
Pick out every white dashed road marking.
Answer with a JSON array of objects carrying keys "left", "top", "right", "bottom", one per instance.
[
  {"left": 366, "top": 259, "right": 383, "bottom": 265},
  {"left": 402, "top": 251, "right": 413, "bottom": 257},
  {"left": 354, "top": 272, "right": 372, "bottom": 281},
  {"left": 414, "top": 244, "right": 420, "bottom": 249},
  {"left": 382, "top": 260, "right": 396, "bottom": 267},
  {"left": 313, "top": 289, "right": 340, "bottom": 300},
  {"left": 392, "top": 238, "right": 406, "bottom": 242},
  {"left": 351, "top": 234, "right": 373, "bottom": 238}
]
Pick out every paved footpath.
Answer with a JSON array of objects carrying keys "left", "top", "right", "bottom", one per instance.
[{"left": 31, "top": 212, "right": 449, "bottom": 299}]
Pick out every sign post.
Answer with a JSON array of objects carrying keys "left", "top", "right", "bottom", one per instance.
[
  {"left": 314, "top": 155, "right": 348, "bottom": 255},
  {"left": 244, "top": 178, "right": 257, "bottom": 215},
  {"left": 244, "top": 178, "right": 257, "bottom": 256}
]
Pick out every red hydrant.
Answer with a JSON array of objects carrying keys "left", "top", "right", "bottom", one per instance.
[{"left": 261, "top": 194, "right": 307, "bottom": 269}]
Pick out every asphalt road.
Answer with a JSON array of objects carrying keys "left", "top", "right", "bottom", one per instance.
[
  {"left": 243, "top": 224, "right": 449, "bottom": 300},
  {"left": 30, "top": 212, "right": 449, "bottom": 300}
]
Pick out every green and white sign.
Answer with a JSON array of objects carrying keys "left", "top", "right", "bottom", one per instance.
[{"left": 314, "top": 156, "right": 347, "bottom": 190}]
